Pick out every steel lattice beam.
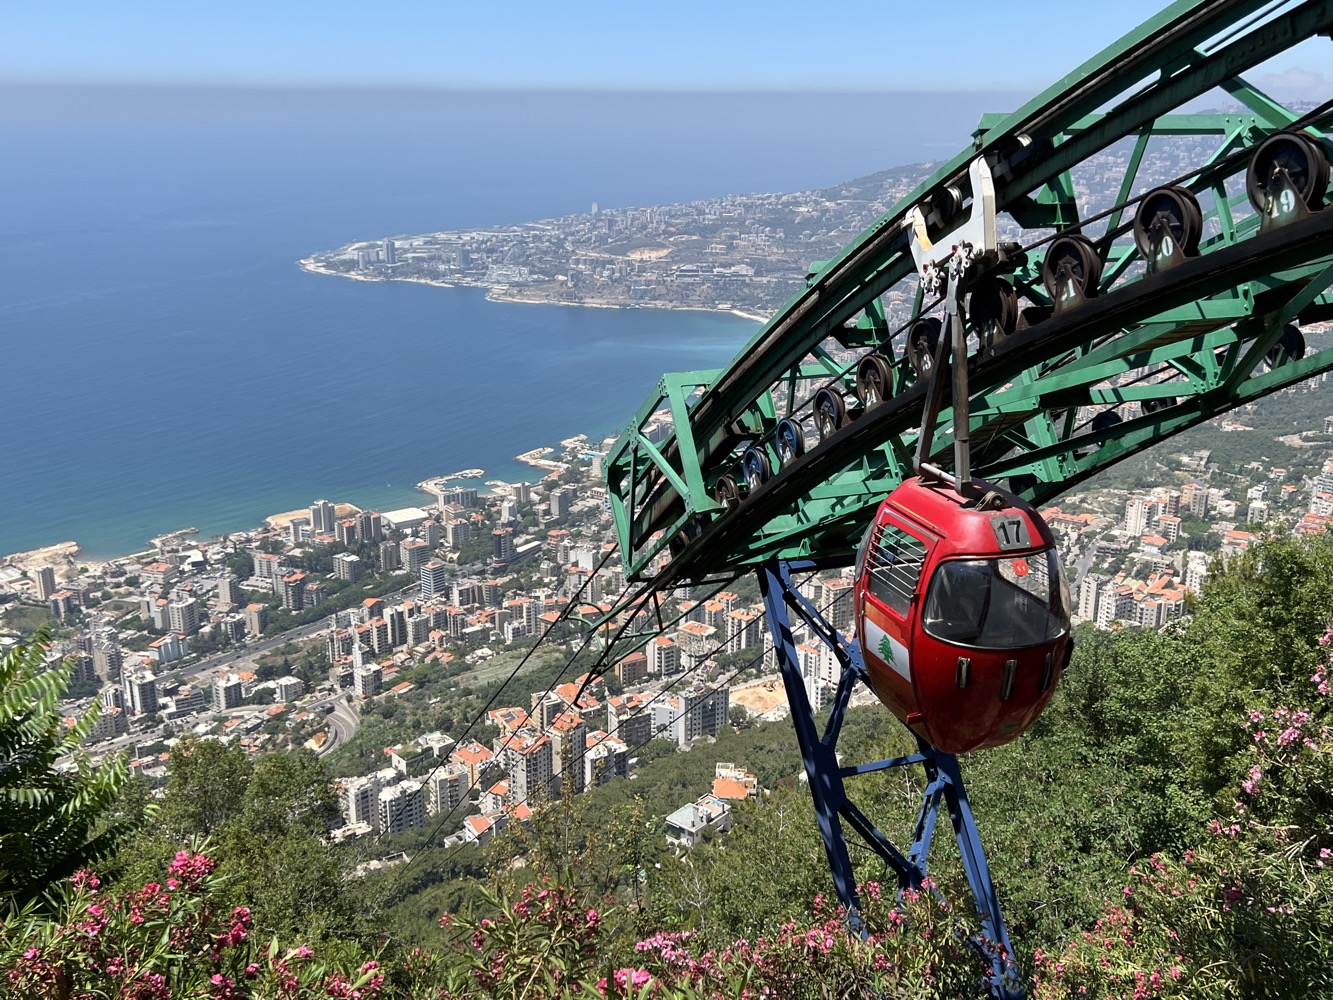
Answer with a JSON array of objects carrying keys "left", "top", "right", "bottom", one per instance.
[{"left": 605, "top": 0, "right": 1333, "bottom": 590}]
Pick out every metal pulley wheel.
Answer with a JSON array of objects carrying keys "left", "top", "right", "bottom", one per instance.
[
  {"left": 1266, "top": 324, "right": 1307, "bottom": 367},
  {"left": 812, "top": 387, "right": 848, "bottom": 442},
  {"left": 1090, "top": 410, "right": 1122, "bottom": 433},
  {"left": 967, "top": 277, "right": 1019, "bottom": 347},
  {"left": 1041, "top": 235, "right": 1104, "bottom": 302},
  {"left": 906, "top": 317, "right": 943, "bottom": 377},
  {"left": 775, "top": 418, "right": 806, "bottom": 466},
  {"left": 929, "top": 184, "right": 964, "bottom": 225},
  {"left": 1141, "top": 397, "right": 1177, "bottom": 415},
  {"left": 741, "top": 447, "right": 772, "bottom": 493},
  {"left": 1133, "top": 186, "right": 1203, "bottom": 258},
  {"left": 714, "top": 474, "right": 741, "bottom": 509},
  {"left": 855, "top": 353, "right": 894, "bottom": 407},
  {"left": 1247, "top": 131, "right": 1330, "bottom": 213}
]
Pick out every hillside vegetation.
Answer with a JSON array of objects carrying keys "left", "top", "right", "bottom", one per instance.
[{"left": 6, "top": 532, "right": 1333, "bottom": 996}]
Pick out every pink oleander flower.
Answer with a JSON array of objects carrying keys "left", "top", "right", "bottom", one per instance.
[{"left": 168, "top": 850, "right": 217, "bottom": 886}]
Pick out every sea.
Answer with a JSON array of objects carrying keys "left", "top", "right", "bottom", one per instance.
[{"left": 0, "top": 85, "right": 1023, "bottom": 560}]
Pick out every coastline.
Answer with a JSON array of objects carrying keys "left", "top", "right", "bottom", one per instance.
[
  {"left": 5, "top": 272, "right": 758, "bottom": 575},
  {"left": 4, "top": 460, "right": 538, "bottom": 575},
  {"left": 297, "top": 257, "right": 771, "bottom": 325}
]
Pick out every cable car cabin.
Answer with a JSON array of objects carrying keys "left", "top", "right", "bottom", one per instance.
[{"left": 854, "top": 477, "right": 1073, "bottom": 753}]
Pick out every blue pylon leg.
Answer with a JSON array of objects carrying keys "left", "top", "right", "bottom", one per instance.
[
  {"left": 758, "top": 560, "right": 1023, "bottom": 1000},
  {"left": 759, "top": 563, "right": 866, "bottom": 933}
]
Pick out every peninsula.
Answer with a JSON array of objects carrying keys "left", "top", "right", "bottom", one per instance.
[{"left": 298, "top": 164, "right": 937, "bottom": 318}]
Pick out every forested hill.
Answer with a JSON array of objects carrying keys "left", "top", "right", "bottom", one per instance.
[{"left": 7, "top": 530, "right": 1333, "bottom": 996}]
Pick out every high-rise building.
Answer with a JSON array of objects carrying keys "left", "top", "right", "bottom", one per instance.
[
  {"left": 280, "top": 572, "right": 307, "bottom": 611},
  {"left": 378, "top": 540, "right": 401, "bottom": 572},
  {"left": 445, "top": 519, "right": 472, "bottom": 547},
  {"left": 354, "top": 664, "right": 383, "bottom": 699},
  {"left": 400, "top": 538, "right": 430, "bottom": 573},
  {"left": 584, "top": 733, "right": 629, "bottom": 787},
  {"left": 821, "top": 577, "right": 854, "bottom": 632},
  {"left": 441, "top": 487, "right": 478, "bottom": 508},
  {"left": 377, "top": 781, "right": 425, "bottom": 835},
  {"left": 91, "top": 637, "right": 123, "bottom": 680},
  {"left": 682, "top": 683, "right": 729, "bottom": 742},
  {"left": 168, "top": 597, "right": 201, "bottom": 636},
  {"left": 34, "top": 566, "right": 57, "bottom": 601},
  {"left": 252, "top": 552, "right": 283, "bottom": 580},
  {"left": 243, "top": 603, "right": 268, "bottom": 637},
  {"left": 288, "top": 517, "right": 311, "bottom": 544},
  {"left": 427, "top": 766, "right": 470, "bottom": 816},
  {"left": 385, "top": 606, "right": 408, "bottom": 648},
  {"left": 333, "top": 553, "right": 363, "bottom": 582},
  {"left": 548, "top": 489, "right": 571, "bottom": 518},
  {"left": 492, "top": 529, "right": 517, "bottom": 564},
  {"left": 420, "top": 560, "right": 449, "bottom": 599},
  {"left": 548, "top": 712, "right": 587, "bottom": 796},
  {"left": 421, "top": 519, "right": 441, "bottom": 548},
  {"left": 356, "top": 510, "right": 383, "bottom": 543},
  {"left": 1124, "top": 496, "right": 1160, "bottom": 537},
  {"left": 310, "top": 500, "right": 337, "bottom": 535},
  {"left": 648, "top": 635, "right": 678, "bottom": 676},
  {"left": 606, "top": 693, "right": 653, "bottom": 747},
  {"left": 499, "top": 732, "right": 554, "bottom": 806},
  {"left": 213, "top": 672, "right": 244, "bottom": 712},
  {"left": 344, "top": 771, "right": 391, "bottom": 831},
  {"left": 382, "top": 239, "right": 398, "bottom": 266},
  {"left": 334, "top": 519, "right": 358, "bottom": 547},
  {"left": 122, "top": 670, "right": 159, "bottom": 717},
  {"left": 1077, "top": 575, "right": 1105, "bottom": 621},
  {"left": 216, "top": 575, "right": 243, "bottom": 610},
  {"left": 1185, "top": 550, "right": 1212, "bottom": 593}
]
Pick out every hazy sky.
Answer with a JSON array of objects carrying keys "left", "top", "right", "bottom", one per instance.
[{"left": 4, "top": 0, "right": 1329, "bottom": 93}]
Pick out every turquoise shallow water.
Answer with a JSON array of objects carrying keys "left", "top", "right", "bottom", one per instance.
[{"left": 0, "top": 86, "right": 1015, "bottom": 559}]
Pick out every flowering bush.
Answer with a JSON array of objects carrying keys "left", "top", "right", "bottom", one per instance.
[
  {"left": 1, "top": 851, "right": 385, "bottom": 999},
  {"left": 429, "top": 876, "right": 991, "bottom": 999},
  {"left": 1031, "top": 626, "right": 1333, "bottom": 998}
]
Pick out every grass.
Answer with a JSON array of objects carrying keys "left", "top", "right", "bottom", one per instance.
[
  {"left": 2, "top": 603, "right": 55, "bottom": 639},
  {"left": 456, "top": 645, "right": 566, "bottom": 690}
]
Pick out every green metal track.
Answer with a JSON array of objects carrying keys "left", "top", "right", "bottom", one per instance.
[{"left": 605, "top": 0, "right": 1333, "bottom": 590}]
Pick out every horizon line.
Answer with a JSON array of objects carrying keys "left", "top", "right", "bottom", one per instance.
[{"left": 0, "top": 78, "right": 1037, "bottom": 97}]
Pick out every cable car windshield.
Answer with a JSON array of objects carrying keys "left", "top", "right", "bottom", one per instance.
[{"left": 922, "top": 549, "right": 1069, "bottom": 649}]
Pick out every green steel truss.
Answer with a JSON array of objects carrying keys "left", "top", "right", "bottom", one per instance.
[{"left": 605, "top": 0, "right": 1333, "bottom": 589}]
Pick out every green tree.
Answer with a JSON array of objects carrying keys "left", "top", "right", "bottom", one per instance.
[
  {"left": 156, "top": 739, "right": 253, "bottom": 840},
  {"left": 0, "top": 630, "right": 133, "bottom": 903},
  {"left": 239, "top": 750, "right": 339, "bottom": 839}
]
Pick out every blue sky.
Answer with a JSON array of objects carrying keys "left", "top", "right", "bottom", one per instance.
[{"left": 3, "top": 0, "right": 1327, "bottom": 92}]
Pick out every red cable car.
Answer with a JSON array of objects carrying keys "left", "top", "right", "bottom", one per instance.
[{"left": 854, "top": 476, "right": 1073, "bottom": 754}]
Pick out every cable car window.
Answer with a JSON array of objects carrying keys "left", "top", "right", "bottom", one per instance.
[
  {"left": 921, "top": 548, "right": 1069, "bottom": 649},
  {"left": 865, "top": 522, "right": 927, "bottom": 615}
]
